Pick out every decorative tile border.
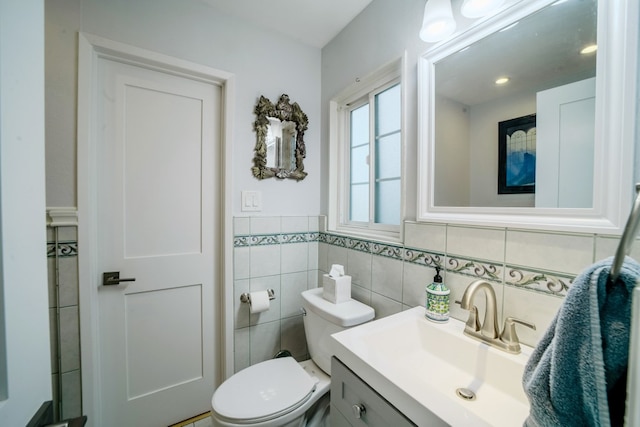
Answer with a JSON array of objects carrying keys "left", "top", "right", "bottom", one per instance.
[
  {"left": 235, "top": 232, "right": 318, "bottom": 246},
  {"left": 446, "top": 256, "right": 503, "bottom": 283},
  {"left": 345, "top": 237, "right": 371, "bottom": 253},
  {"left": 371, "top": 242, "right": 403, "bottom": 259},
  {"left": 505, "top": 265, "right": 574, "bottom": 297},
  {"left": 234, "top": 236, "right": 250, "bottom": 247},
  {"left": 47, "top": 241, "right": 78, "bottom": 258},
  {"left": 232, "top": 230, "right": 576, "bottom": 296},
  {"left": 404, "top": 247, "right": 443, "bottom": 268},
  {"left": 249, "top": 234, "right": 280, "bottom": 246}
]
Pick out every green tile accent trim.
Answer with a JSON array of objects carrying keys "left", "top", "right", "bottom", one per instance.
[
  {"left": 445, "top": 256, "right": 503, "bottom": 283},
  {"left": 504, "top": 265, "right": 574, "bottom": 297},
  {"left": 47, "top": 241, "right": 78, "bottom": 258},
  {"left": 232, "top": 230, "right": 577, "bottom": 297}
]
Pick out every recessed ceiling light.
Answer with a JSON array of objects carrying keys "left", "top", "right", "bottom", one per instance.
[
  {"left": 495, "top": 77, "right": 510, "bottom": 85},
  {"left": 580, "top": 44, "right": 597, "bottom": 54}
]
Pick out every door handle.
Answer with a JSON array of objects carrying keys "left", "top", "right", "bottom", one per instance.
[{"left": 103, "top": 271, "right": 136, "bottom": 286}]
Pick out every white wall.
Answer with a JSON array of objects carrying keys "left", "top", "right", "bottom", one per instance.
[
  {"left": 431, "top": 89, "right": 537, "bottom": 208},
  {"left": 321, "top": 0, "right": 427, "bottom": 220},
  {"left": 320, "top": 0, "right": 504, "bottom": 219},
  {"left": 45, "top": 0, "right": 322, "bottom": 216},
  {"left": 0, "top": 0, "right": 52, "bottom": 424},
  {"left": 468, "top": 91, "right": 536, "bottom": 207},
  {"left": 433, "top": 95, "right": 470, "bottom": 206}
]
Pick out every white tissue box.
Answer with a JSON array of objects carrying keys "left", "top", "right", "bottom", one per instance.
[{"left": 322, "top": 274, "right": 351, "bottom": 304}]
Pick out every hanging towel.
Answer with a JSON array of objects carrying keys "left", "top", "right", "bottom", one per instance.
[{"left": 523, "top": 256, "right": 640, "bottom": 427}]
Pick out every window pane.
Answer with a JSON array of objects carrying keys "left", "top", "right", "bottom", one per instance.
[
  {"left": 350, "top": 104, "right": 369, "bottom": 148},
  {"left": 375, "top": 84, "right": 400, "bottom": 136},
  {"left": 351, "top": 145, "right": 369, "bottom": 184},
  {"left": 376, "top": 132, "right": 401, "bottom": 180},
  {"left": 375, "top": 179, "right": 400, "bottom": 225},
  {"left": 350, "top": 183, "right": 369, "bottom": 222},
  {"left": 350, "top": 103, "right": 370, "bottom": 223}
]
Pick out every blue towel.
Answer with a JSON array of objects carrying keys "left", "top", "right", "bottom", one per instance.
[{"left": 523, "top": 256, "right": 640, "bottom": 427}]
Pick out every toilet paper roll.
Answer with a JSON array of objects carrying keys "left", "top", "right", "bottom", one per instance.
[{"left": 249, "top": 290, "right": 270, "bottom": 314}]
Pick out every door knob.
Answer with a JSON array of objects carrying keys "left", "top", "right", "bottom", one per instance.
[{"left": 103, "top": 271, "right": 136, "bottom": 286}]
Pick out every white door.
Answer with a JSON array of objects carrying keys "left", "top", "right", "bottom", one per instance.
[
  {"left": 94, "top": 55, "right": 220, "bottom": 426},
  {"left": 535, "top": 77, "right": 596, "bottom": 208}
]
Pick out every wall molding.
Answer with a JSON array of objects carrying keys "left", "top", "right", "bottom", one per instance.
[{"left": 47, "top": 207, "right": 78, "bottom": 227}]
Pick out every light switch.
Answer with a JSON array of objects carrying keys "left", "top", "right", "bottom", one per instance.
[{"left": 241, "top": 190, "right": 262, "bottom": 212}]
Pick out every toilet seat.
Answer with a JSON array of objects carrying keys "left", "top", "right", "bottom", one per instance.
[{"left": 212, "top": 357, "right": 318, "bottom": 424}]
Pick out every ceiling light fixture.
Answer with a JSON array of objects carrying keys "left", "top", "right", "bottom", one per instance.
[
  {"left": 580, "top": 44, "right": 598, "bottom": 54},
  {"left": 495, "top": 77, "right": 510, "bottom": 85},
  {"left": 460, "top": 0, "right": 506, "bottom": 18},
  {"left": 419, "top": 0, "right": 457, "bottom": 43}
]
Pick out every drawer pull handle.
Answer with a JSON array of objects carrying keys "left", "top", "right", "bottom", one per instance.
[{"left": 352, "top": 403, "right": 366, "bottom": 419}]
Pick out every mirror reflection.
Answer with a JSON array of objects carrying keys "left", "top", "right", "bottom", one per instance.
[
  {"left": 432, "top": 0, "right": 597, "bottom": 208},
  {"left": 265, "top": 117, "right": 297, "bottom": 170},
  {"left": 252, "top": 94, "right": 308, "bottom": 181}
]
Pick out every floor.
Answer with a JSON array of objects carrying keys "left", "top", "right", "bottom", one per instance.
[{"left": 169, "top": 412, "right": 212, "bottom": 427}]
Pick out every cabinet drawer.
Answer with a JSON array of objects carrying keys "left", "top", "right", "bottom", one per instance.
[{"left": 331, "top": 357, "right": 416, "bottom": 427}]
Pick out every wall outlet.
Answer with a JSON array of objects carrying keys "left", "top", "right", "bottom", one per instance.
[{"left": 241, "top": 190, "right": 262, "bottom": 212}]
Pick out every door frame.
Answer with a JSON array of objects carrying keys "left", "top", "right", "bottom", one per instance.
[{"left": 77, "top": 32, "right": 235, "bottom": 425}]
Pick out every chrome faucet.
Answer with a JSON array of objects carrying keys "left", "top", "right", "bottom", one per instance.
[{"left": 459, "top": 280, "right": 536, "bottom": 354}]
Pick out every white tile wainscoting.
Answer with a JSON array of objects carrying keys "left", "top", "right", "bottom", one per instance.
[
  {"left": 44, "top": 213, "right": 640, "bottom": 423},
  {"left": 46, "top": 224, "right": 81, "bottom": 421},
  {"left": 232, "top": 216, "right": 640, "bottom": 372}
]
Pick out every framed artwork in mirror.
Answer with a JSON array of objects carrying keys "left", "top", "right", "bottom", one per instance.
[
  {"left": 252, "top": 94, "right": 308, "bottom": 181},
  {"left": 498, "top": 114, "right": 536, "bottom": 194}
]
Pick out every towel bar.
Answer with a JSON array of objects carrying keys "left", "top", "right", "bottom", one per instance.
[{"left": 609, "top": 183, "right": 640, "bottom": 286}]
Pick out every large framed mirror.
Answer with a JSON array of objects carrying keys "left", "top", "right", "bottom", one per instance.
[
  {"left": 252, "top": 94, "right": 308, "bottom": 181},
  {"left": 417, "top": 0, "right": 638, "bottom": 233}
]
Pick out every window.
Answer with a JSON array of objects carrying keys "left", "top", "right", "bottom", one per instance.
[{"left": 329, "top": 58, "right": 404, "bottom": 241}]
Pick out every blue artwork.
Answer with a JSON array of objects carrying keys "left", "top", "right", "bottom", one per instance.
[
  {"left": 506, "top": 131, "right": 536, "bottom": 187},
  {"left": 498, "top": 115, "right": 536, "bottom": 194}
]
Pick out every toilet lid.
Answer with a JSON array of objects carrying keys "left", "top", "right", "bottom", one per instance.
[{"left": 212, "top": 357, "right": 318, "bottom": 423}]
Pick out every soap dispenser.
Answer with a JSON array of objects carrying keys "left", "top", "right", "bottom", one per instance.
[{"left": 425, "top": 267, "right": 450, "bottom": 323}]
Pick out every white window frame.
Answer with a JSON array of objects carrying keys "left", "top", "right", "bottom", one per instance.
[{"left": 328, "top": 55, "right": 406, "bottom": 242}]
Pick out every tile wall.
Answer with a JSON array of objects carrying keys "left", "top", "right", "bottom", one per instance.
[
  {"left": 45, "top": 213, "right": 636, "bottom": 417},
  {"left": 232, "top": 216, "right": 322, "bottom": 371},
  {"left": 46, "top": 225, "right": 82, "bottom": 421},
  {"left": 233, "top": 216, "right": 637, "bottom": 369}
]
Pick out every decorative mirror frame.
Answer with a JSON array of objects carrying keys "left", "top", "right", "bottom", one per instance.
[
  {"left": 252, "top": 94, "right": 308, "bottom": 181},
  {"left": 416, "top": 0, "right": 639, "bottom": 234}
]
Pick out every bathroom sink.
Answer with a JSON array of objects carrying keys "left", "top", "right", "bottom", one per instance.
[{"left": 330, "top": 306, "right": 533, "bottom": 427}]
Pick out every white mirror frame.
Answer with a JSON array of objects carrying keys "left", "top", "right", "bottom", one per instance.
[{"left": 417, "top": 0, "right": 639, "bottom": 234}]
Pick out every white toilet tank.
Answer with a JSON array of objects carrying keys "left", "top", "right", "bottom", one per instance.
[{"left": 301, "top": 288, "right": 374, "bottom": 375}]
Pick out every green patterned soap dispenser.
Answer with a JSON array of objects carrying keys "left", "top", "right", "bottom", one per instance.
[{"left": 425, "top": 267, "right": 450, "bottom": 323}]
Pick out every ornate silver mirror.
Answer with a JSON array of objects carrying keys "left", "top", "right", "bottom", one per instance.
[{"left": 252, "top": 94, "right": 308, "bottom": 180}]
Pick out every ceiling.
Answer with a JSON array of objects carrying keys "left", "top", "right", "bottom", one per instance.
[
  {"left": 200, "top": 0, "right": 373, "bottom": 48},
  {"left": 435, "top": 0, "right": 597, "bottom": 106}
]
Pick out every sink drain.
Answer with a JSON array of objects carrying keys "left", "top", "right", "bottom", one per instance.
[{"left": 456, "top": 387, "right": 476, "bottom": 401}]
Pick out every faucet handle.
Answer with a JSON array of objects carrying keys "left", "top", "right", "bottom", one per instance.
[
  {"left": 466, "top": 306, "right": 481, "bottom": 332},
  {"left": 499, "top": 317, "right": 536, "bottom": 353},
  {"left": 455, "top": 300, "right": 481, "bottom": 332}
]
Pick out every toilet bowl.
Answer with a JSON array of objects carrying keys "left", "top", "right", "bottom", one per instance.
[{"left": 211, "top": 288, "right": 374, "bottom": 427}]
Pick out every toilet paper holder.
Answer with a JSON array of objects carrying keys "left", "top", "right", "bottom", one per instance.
[{"left": 240, "top": 289, "right": 276, "bottom": 304}]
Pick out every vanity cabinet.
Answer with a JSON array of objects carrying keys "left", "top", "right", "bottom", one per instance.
[{"left": 330, "top": 357, "right": 417, "bottom": 427}]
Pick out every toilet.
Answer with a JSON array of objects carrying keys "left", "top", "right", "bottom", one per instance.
[{"left": 211, "top": 287, "right": 375, "bottom": 427}]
